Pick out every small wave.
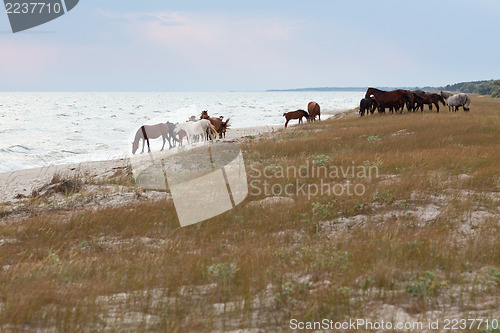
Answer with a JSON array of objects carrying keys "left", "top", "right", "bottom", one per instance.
[
  {"left": 0, "top": 128, "right": 22, "bottom": 134},
  {"left": 5, "top": 144, "right": 32, "bottom": 152},
  {"left": 61, "top": 150, "right": 85, "bottom": 155}
]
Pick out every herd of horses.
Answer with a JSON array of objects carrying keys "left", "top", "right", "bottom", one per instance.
[
  {"left": 132, "top": 89, "right": 472, "bottom": 154},
  {"left": 131, "top": 111, "right": 230, "bottom": 154},
  {"left": 360, "top": 88, "right": 471, "bottom": 116}
]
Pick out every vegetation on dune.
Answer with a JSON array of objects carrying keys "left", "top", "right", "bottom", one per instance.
[
  {"left": 440, "top": 79, "right": 500, "bottom": 97},
  {"left": 0, "top": 95, "right": 499, "bottom": 331}
]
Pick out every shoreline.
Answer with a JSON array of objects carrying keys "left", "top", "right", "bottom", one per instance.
[
  {"left": 0, "top": 125, "right": 278, "bottom": 204},
  {"left": 0, "top": 110, "right": 354, "bottom": 204}
]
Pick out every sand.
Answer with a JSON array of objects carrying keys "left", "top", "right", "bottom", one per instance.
[{"left": 0, "top": 125, "right": 278, "bottom": 204}]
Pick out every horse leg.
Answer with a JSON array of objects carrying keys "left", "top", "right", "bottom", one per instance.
[
  {"left": 161, "top": 136, "right": 166, "bottom": 151},
  {"left": 141, "top": 139, "right": 145, "bottom": 154},
  {"left": 285, "top": 119, "right": 289, "bottom": 128},
  {"left": 435, "top": 103, "right": 439, "bottom": 113},
  {"left": 167, "top": 134, "right": 173, "bottom": 149}
]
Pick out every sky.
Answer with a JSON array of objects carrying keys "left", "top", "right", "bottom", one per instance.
[{"left": 0, "top": 0, "right": 499, "bottom": 91}]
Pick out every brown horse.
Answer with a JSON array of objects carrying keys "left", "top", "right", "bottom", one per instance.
[
  {"left": 359, "top": 97, "right": 379, "bottom": 116},
  {"left": 365, "top": 88, "right": 407, "bottom": 114},
  {"left": 200, "top": 111, "right": 230, "bottom": 139},
  {"left": 307, "top": 101, "right": 321, "bottom": 121},
  {"left": 218, "top": 116, "right": 231, "bottom": 138},
  {"left": 413, "top": 92, "right": 446, "bottom": 112},
  {"left": 283, "top": 109, "right": 309, "bottom": 128},
  {"left": 403, "top": 90, "right": 415, "bottom": 112}
]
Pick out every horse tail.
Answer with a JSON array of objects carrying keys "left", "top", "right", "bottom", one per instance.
[
  {"left": 209, "top": 123, "right": 218, "bottom": 138},
  {"left": 222, "top": 118, "right": 231, "bottom": 128},
  {"left": 283, "top": 113, "right": 286, "bottom": 117}
]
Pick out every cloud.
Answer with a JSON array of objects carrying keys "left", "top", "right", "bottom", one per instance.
[
  {"left": 99, "top": 10, "right": 185, "bottom": 27},
  {"left": 101, "top": 10, "right": 303, "bottom": 72}
]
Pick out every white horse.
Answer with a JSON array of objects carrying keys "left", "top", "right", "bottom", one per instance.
[
  {"left": 174, "top": 119, "right": 217, "bottom": 145},
  {"left": 132, "top": 123, "right": 172, "bottom": 154},
  {"left": 447, "top": 93, "right": 471, "bottom": 112}
]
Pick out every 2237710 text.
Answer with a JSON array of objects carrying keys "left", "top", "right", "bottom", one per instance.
[{"left": 5, "top": 2, "right": 62, "bottom": 14}]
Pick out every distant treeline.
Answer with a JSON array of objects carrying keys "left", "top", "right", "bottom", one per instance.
[
  {"left": 267, "top": 79, "right": 500, "bottom": 97},
  {"left": 438, "top": 80, "right": 500, "bottom": 97}
]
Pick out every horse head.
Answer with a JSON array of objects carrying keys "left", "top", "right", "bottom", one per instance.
[
  {"left": 200, "top": 110, "right": 209, "bottom": 119},
  {"left": 132, "top": 140, "right": 139, "bottom": 155}
]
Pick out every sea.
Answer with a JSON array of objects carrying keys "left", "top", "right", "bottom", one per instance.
[{"left": 0, "top": 91, "right": 364, "bottom": 173}]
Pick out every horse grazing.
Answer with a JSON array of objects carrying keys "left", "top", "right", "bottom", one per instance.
[
  {"left": 447, "top": 93, "right": 470, "bottom": 112},
  {"left": 403, "top": 90, "right": 415, "bottom": 112},
  {"left": 359, "top": 97, "right": 378, "bottom": 116},
  {"left": 440, "top": 91, "right": 454, "bottom": 101},
  {"left": 365, "top": 88, "right": 407, "bottom": 114},
  {"left": 283, "top": 109, "right": 309, "bottom": 128},
  {"left": 413, "top": 92, "right": 446, "bottom": 112},
  {"left": 174, "top": 119, "right": 218, "bottom": 145},
  {"left": 165, "top": 121, "right": 179, "bottom": 147},
  {"left": 132, "top": 123, "right": 172, "bottom": 154},
  {"left": 307, "top": 101, "right": 321, "bottom": 121}
]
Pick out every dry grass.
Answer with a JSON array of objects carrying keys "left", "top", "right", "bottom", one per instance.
[{"left": 0, "top": 95, "right": 499, "bottom": 331}]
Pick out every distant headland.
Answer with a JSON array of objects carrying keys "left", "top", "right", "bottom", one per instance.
[{"left": 266, "top": 79, "right": 500, "bottom": 97}]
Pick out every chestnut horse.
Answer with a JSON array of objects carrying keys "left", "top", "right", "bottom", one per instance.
[
  {"left": 200, "top": 111, "right": 230, "bottom": 139},
  {"left": 283, "top": 109, "right": 309, "bottom": 128},
  {"left": 365, "top": 88, "right": 407, "bottom": 114},
  {"left": 307, "top": 101, "right": 321, "bottom": 121}
]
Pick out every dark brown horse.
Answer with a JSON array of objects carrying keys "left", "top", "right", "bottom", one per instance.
[
  {"left": 403, "top": 90, "right": 415, "bottom": 112},
  {"left": 359, "top": 97, "right": 379, "bottom": 116},
  {"left": 283, "top": 109, "right": 309, "bottom": 128},
  {"left": 413, "top": 92, "right": 446, "bottom": 112},
  {"left": 365, "top": 88, "right": 407, "bottom": 114},
  {"left": 307, "top": 101, "right": 321, "bottom": 121},
  {"left": 200, "top": 110, "right": 230, "bottom": 139}
]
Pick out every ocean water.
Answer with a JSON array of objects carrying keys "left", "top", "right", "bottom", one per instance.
[{"left": 0, "top": 91, "right": 364, "bottom": 173}]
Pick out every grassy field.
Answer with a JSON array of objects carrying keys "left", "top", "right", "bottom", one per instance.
[{"left": 0, "top": 95, "right": 499, "bottom": 332}]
